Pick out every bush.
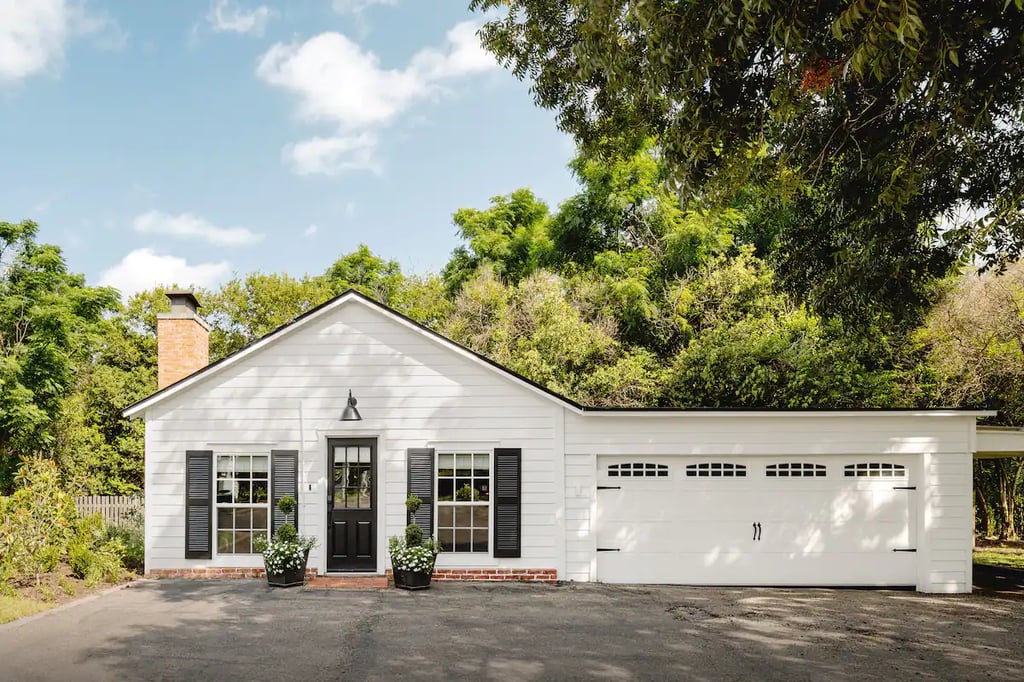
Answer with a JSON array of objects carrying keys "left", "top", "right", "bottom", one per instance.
[
  {"left": 0, "top": 459, "right": 78, "bottom": 586},
  {"left": 68, "top": 513, "right": 125, "bottom": 586},
  {"left": 104, "top": 523, "right": 144, "bottom": 574}
]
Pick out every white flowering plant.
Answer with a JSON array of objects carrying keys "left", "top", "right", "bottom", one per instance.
[
  {"left": 254, "top": 529, "right": 318, "bottom": 574},
  {"left": 389, "top": 535, "right": 442, "bottom": 573},
  {"left": 253, "top": 495, "right": 318, "bottom": 576},
  {"left": 389, "top": 493, "right": 442, "bottom": 574}
]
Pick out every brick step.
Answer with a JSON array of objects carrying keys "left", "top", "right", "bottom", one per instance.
[{"left": 305, "top": 575, "right": 389, "bottom": 590}]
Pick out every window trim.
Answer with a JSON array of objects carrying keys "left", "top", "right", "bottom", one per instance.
[
  {"left": 435, "top": 450, "right": 492, "bottom": 554},
  {"left": 214, "top": 453, "right": 271, "bottom": 556}
]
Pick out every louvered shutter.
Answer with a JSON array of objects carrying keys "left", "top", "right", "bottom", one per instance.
[
  {"left": 407, "top": 448, "right": 435, "bottom": 537},
  {"left": 185, "top": 450, "right": 213, "bottom": 559},
  {"left": 493, "top": 448, "right": 522, "bottom": 558},
  {"left": 271, "top": 450, "right": 299, "bottom": 534}
]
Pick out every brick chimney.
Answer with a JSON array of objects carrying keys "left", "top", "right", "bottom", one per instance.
[{"left": 157, "top": 290, "right": 210, "bottom": 390}]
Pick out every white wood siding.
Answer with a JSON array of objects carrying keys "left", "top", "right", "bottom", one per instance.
[
  {"left": 143, "top": 301, "right": 562, "bottom": 575},
  {"left": 562, "top": 412, "right": 975, "bottom": 593}
]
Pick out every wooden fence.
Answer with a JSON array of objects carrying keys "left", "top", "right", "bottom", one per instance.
[{"left": 75, "top": 495, "right": 143, "bottom": 527}]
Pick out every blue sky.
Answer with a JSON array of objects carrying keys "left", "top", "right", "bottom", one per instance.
[{"left": 0, "top": 0, "right": 579, "bottom": 297}]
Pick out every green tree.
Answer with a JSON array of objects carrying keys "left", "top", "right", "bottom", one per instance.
[
  {"left": 325, "top": 244, "right": 405, "bottom": 302},
  {"left": 442, "top": 189, "right": 553, "bottom": 296},
  {"left": 0, "top": 221, "right": 118, "bottom": 491},
  {"left": 205, "top": 273, "right": 333, "bottom": 358},
  {"left": 917, "top": 264, "right": 1024, "bottom": 539},
  {"left": 471, "top": 0, "right": 1024, "bottom": 321}
]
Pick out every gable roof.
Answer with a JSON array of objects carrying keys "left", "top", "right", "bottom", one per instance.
[
  {"left": 123, "top": 288, "right": 995, "bottom": 419},
  {"left": 123, "top": 288, "right": 587, "bottom": 418}
]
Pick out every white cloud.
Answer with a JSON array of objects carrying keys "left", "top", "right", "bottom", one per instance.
[
  {"left": 206, "top": 0, "right": 272, "bottom": 36},
  {"left": 257, "top": 20, "right": 496, "bottom": 176},
  {"left": 99, "top": 248, "right": 231, "bottom": 298},
  {"left": 344, "top": 201, "right": 356, "bottom": 218},
  {"left": 283, "top": 133, "right": 380, "bottom": 176},
  {"left": 0, "top": 0, "right": 124, "bottom": 85},
  {"left": 132, "top": 210, "right": 264, "bottom": 247},
  {"left": 303, "top": 223, "right": 318, "bottom": 237},
  {"left": 331, "top": 0, "right": 397, "bottom": 16},
  {"left": 409, "top": 21, "right": 497, "bottom": 82}
]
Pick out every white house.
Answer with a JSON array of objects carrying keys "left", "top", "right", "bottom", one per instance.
[{"left": 125, "top": 289, "right": 1014, "bottom": 593}]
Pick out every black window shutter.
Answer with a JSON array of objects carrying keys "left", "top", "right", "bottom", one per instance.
[
  {"left": 407, "top": 448, "right": 435, "bottom": 537},
  {"left": 493, "top": 448, "right": 522, "bottom": 558},
  {"left": 185, "top": 450, "right": 213, "bottom": 559},
  {"left": 271, "top": 450, "right": 299, "bottom": 534}
]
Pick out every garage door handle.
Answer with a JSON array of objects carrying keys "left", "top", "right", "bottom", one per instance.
[
  {"left": 597, "top": 547, "right": 620, "bottom": 552},
  {"left": 893, "top": 548, "right": 917, "bottom": 552},
  {"left": 893, "top": 486, "right": 916, "bottom": 490},
  {"left": 597, "top": 486, "right": 622, "bottom": 490},
  {"left": 752, "top": 522, "right": 761, "bottom": 541}
]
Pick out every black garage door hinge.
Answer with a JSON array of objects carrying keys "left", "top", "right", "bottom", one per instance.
[
  {"left": 597, "top": 547, "right": 620, "bottom": 552},
  {"left": 597, "top": 485, "right": 621, "bottom": 490},
  {"left": 893, "top": 548, "right": 917, "bottom": 552}
]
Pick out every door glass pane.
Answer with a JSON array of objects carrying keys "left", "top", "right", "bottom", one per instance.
[
  {"left": 357, "top": 447, "right": 370, "bottom": 463},
  {"left": 333, "top": 447, "right": 346, "bottom": 466}
]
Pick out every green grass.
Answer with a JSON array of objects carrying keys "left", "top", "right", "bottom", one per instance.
[
  {"left": 0, "top": 595, "right": 55, "bottom": 624},
  {"left": 974, "top": 549, "right": 1024, "bottom": 570}
]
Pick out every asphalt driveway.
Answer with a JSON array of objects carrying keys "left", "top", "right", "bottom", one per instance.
[{"left": 1, "top": 580, "right": 1021, "bottom": 681}]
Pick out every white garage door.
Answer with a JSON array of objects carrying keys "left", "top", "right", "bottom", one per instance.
[{"left": 596, "top": 456, "right": 917, "bottom": 586}]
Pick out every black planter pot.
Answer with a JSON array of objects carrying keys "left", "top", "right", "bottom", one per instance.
[
  {"left": 265, "top": 549, "right": 310, "bottom": 588},
  {"left": 393, "top": 568, "right": 433, "bottom": 590}
]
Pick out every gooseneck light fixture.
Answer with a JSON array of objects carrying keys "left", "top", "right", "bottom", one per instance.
[{"left": 340, "top": 390, "right": 362, "bottom": 421}]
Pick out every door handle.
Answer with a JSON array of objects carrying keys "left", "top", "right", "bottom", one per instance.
[
  {"left": 752, "top": 522, "right": 762, "bottom": 541},
  {"left": 756, "top": 522, "right": 762, "bottom": 541},
  {"left": 753, "top": 522, "right": 758, "bottom": 541}
]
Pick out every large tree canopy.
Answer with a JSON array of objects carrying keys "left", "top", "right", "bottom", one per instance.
[{"left": 470, "top": 0, "right": 1024, "bottom": 322}]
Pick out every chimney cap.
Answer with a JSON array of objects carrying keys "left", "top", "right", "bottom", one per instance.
[{"left": 165, "top": 290, "right": 201, "bottom": 313}]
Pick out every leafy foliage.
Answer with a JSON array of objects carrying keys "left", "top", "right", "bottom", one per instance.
[
  {"left": 471, "top": 0, "right": 1024, "bottom": 322},
  {"left": 0, "top": 221, "right": 119, "bottom": 491}
]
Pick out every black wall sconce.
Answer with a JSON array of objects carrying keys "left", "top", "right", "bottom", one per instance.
[{"left": 340, "top": 390, "right": 362, "bottom": 421}]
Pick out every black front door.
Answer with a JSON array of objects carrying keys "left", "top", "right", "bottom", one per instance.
[{"left": 327, "top": 438, "right": 376, "bottom": 572}]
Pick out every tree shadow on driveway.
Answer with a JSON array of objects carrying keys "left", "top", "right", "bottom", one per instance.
[{"left": 1, "top": 581, "right": 1022, "bottom": 681}]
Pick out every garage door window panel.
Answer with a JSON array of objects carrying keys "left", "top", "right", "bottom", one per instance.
[
  {"left": 608, "top": 463, "right": 669, "bottom": 478},
  {"left": 685, "top": 462, "right": 746, "bottom": 477},
  {"left": 766, "top": 463, "right": 827, "bottom": 477},
  {"left": 844, "top": 462, "right": 906, "bottom": 478}
]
